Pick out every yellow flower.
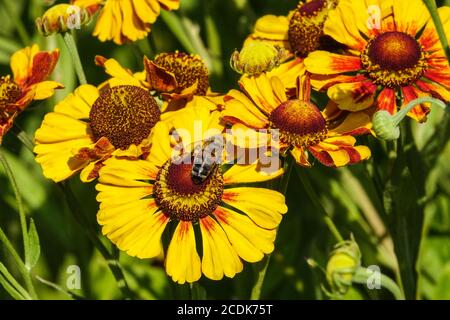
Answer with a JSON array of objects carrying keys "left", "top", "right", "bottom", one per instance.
[
  {"left": 96, "top": 105, "right": 287, "bottom": 284},
  {"left": 249, "top": 0, "right": 338, "bottom": 57},
  {"left": 72, "top": 0, "right": 180, "bottom": 44},
  {"left": 239, "top": 0, "right": 338, "bottom": 88},
  {"left": 96, "top": 52, "right": 224, "bottom": 114},
  {"left": 222, "top": 74, "right": 372, "bottom": 167},
  {"left": 34, "top": 83, "right": 161, "bottom": 183},
  {"left": 304, "top": 0, "right": 450, "bottom": 122},
  {"left": 1, "top": 44, "right": 62, "bottom": 144}
]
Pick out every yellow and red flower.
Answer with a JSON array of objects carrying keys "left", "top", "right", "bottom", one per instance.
[
  {"left": 0, "top": 45, "right": 62, "bottom": 144},
  {"left": 222, "top": 74, "right": 371, "bottom": 167},
  {"left": 304, "top": 0, "right": 450, "bottom": 122},
  {"left": 34, "top": 82, "right": 161, "bottom": 183},
  {"left": 144, "top": 51, "right": 224, "bottom": 112},
  {"left": 241, "top": 0, "right": 338, "bottom": 88},
  {"left": 72, "top": 0, "right": 180, "bottom": 45},
  {"left": 96, "top": 105, "right": 287, "bottom": 283}
]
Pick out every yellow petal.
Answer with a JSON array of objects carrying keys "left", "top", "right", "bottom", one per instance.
[
  {"left": 223, "top": 161, "right": 283, "bottom": 185},
  {"left": 54, "top": 85, "right": 98, "bottom": 119},
  {"left": 34, "top": 139, "right": 92, "bottom": 182},
  {"left": 147, "top": 122, "right": 172, "bottom": 168},
  {"left": 98, "top": 199, "right": 167, "bottom": 259},
  {"left": 32, "top": 81, "right": 64, "bottom": 100},
  {"left": 214, "top": 207, "right": 276, "bottom": 263},
  {"left": 200, "top": 216, "right": 243, "bottom": 281},
  {"left": 327, "top": 81, "right": 376, "bottom": 112},
  {"left": 252, "top": 15, "right": 289, "bottom": 44},
  {"left": 96, "top": 183, "right": 153, "bottom": 209},
  {"left": 166, "top": 221, "right": 201, "bottom": 284},
  {"left": 304, "top": 51, "right": 362, "bottom": 75},
  {"left": 222, "top": 187, "right": 287, "bottom": 229},
  {"left": 393, "top": 0, "right": 429, "bottom": 35},
  {"left": 10, "top": 44, "right": 38, "bottom": 84},
  {"left": 222, "top": 90, "right": 269, "bottom": 128},
  {"left": 99, "top": 157, "right": 158, "bottom": 187}
]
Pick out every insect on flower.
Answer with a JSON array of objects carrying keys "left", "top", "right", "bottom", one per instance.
[{"left": 191, "top": 135, "right": 224, "bottom": 185}]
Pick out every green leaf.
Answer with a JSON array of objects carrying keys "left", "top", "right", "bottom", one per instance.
[
  {"left": 0, "top": 273, "right": 26, "bottom": 300},
  {"left": 25, "top": 218, "right": 40, "bottom": 270},
  {"left": 383, "top": 148, "right": 423, "bottom": 299},
  {"left": 0, "top": 262, "right": 31, "bottom": 300}
]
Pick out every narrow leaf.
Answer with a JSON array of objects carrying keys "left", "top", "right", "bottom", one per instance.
[{"left": 25, "top": 218, "right": 40, "bottom": 270}]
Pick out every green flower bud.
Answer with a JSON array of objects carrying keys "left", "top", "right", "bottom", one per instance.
[
  {"left": 36, "top": 4, "right": 91, "bottom": 37},
  {"left": 372, "top": 110, "right": 400, "bottom": 141},
  {"left": 230, "top": 41, "right": 285, "bottom": 76},
  {"left": 326, "top": 240, "right": 361, "bottom": 296}
]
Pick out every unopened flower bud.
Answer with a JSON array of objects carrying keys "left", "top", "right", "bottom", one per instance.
[
  {"left": 326, "top": 240, "right": 361, "bottom": 295},
  {"left": 372, "top": 110, "right": 400, "bottom": 141},
  {"left": 36, "top": 4, "right": 91, "bottom": 36},
  {"left": 230, "top": 41, "right": 285, "bottom": 76}
]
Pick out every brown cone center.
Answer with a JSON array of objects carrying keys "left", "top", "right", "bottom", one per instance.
[
  {"left": 368, "top": 31, "right": 421, "bottom": 71},
  {"left": 89, "top": 85, "right": 160, "bottom": 150}
]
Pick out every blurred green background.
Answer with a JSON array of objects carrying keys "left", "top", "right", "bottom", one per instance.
[{"left": 0, "top": 0, "right": 450, "bottom": 300}]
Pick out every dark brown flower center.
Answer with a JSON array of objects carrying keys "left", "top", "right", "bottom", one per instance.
[
  {"left": 154, "top": 52, "right": 209, "bottom": 95},
  {"left": 270, "top": 99, "right": 327, "bottom": 148},
  {"left": 89, "top": 85, "right": 160, "bottom": 150},
  {"left": 288, "top": 0, "right": 337, "bottom": 57},
  {"left": 154, "top": 161, "right": 224, "bottom": 222},
  {"left": 368, "top": 31, "right": 421, "bottom": 70},
  {"left": 361, "top": 31, "right": 428, "bottom": 87},
  {"left": 0, "top": 76, "right": 22, "bottom": 113}
]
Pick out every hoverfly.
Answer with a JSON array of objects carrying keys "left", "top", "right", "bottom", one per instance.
[{"left": 191, "top": 135, "right": 224, "bottom": 185}]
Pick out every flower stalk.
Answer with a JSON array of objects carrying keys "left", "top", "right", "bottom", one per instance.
[
  {"left": 423, "top": 0, "right": 450, "bottom": 61},
  {"left": 352, "top": 267, "right": 405, "bottom": 300},
  {"left": 250, "top": 155, "right": 294, "bottom": 300},
  {"left": 0, "top": 149, "right": 37, "bottom": 299},
  {"left": 62, "top": 31, "right": 88, "bottom": 85},
  {"left": 373, "top": 97, "right": 447, "bottom": 140}
]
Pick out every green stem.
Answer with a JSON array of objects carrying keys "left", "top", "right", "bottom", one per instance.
[
  {"left": 353, "top": 267, "right": 405, "bottom": 300},
  {"left": 250, "top": 254, "right": 272, "bottom": 300},
  {"left": 423, "top": 0, "right": 450, "bottom": 62},
  {"left": 11, "top": 124, "right": 35, "bottom": 152},
  {"left": 250, "top": 156, "right": 294, "bottom": 300},
  {"left": 62, "top": 32, "right": 87, "bottom": 85},
  {"left": 0, "top": 150, "right": 37, "bottom": 299},
  {"left": 296, "top": 167, "right": 344, "bottom": 242},
  {"left": 0, "top": 273, "right": 26, "bottom": 300},
  {"left": 0, "top": 149, "right": 30, "bottom": 265},
  {"left": 1, "top": 0, "right": 31, "bottom": 45},
  {"left": 160, "top": 11, "right": 197, "bottom": 54},
  {"left": 0, "top": 227, "right": 36, "bottom": 299},
  {"left": 392, "top": 97, "right": 447, "bottom": 126},
  {"left": 0, "top": 262, "right": 32, "bottom": 300},
  {"left": 204, "top": 6, "right": 223, "bottom": 77},
  {"left": 35, "top": 275, "right": 85, "bottom": 300}
]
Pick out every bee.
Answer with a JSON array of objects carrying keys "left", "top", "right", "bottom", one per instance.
[{"left": 191, "top": 135, "right": 223, "bottom": 184}]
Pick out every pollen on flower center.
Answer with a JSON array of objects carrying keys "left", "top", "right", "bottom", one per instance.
[
  {"left": 270, "top": 99, "right": 327, "bottom": 148},
  {"left": 154, "top": 52, "right": 209, "bottom": 95},
  {"left": 154, "top": 161, "right": 224, "bottom": 222},
  {"left": 288, "top": 0, "right": 336, "bottom": 57},
  {"left": 89, "top": 85, "right": 160, "bottom": 150},
  {"left": 361, "top": 31, "right": 428, "bottom": 87},
  {"left": 0, "top": 76, "right": 21, "bottom": 112}
]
